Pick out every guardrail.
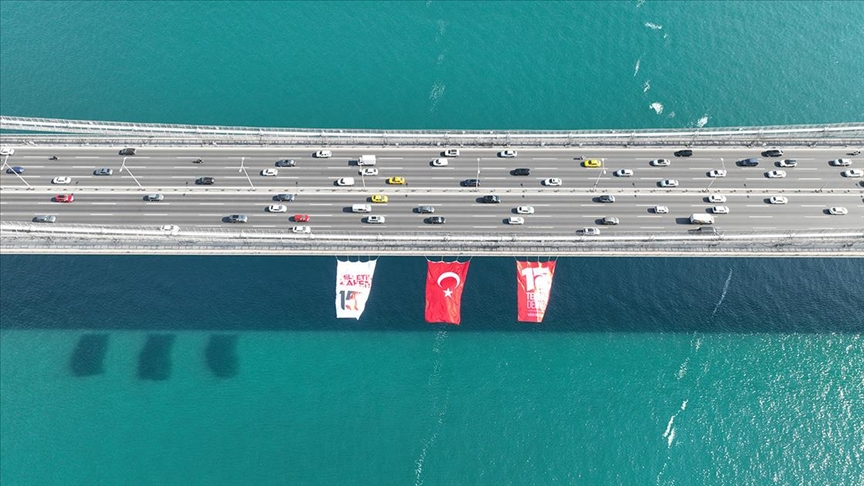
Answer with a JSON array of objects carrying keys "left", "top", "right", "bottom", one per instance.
[{"left": 3, "top": 116, "right": 864, "bottom": 147}]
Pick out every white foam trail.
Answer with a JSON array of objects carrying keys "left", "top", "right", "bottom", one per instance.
[
  {"left": 636, "top": 0, "right": 646, "bottom": 8},
  {"left": 663, "top": 415, "right": 675, "bottom": 438},
  {"left": 677, "top": 357, "right": 689, "bottom": 380},
  {"left": 643, "top": 80, "right": 651, "bottom": 93},
  {"left": 415, "top": 331, "right": 450, "bottom": 485},
  {"left": 681, "top": 399, "right": 688, "bottom": 411},
  {"left": 711, "top": 268, "right": 733, "bottom": 317},
  {"left": 667, "top": 427, "right": 676, "bottom": 447},
  {"left": 634, "top": 58, "right": 641, "bottom": 76},
  {"left": 696, "top": 115, "right": 709, "bottom": 128},
  {"left": 645, "top": 22, "right": 663, "bottom": 30},
  {"left": 649, "top": 102, "right": 664, "bottom": 114},
  {"left": 428, "top": 82, "right": 446, "bottom": 112}
]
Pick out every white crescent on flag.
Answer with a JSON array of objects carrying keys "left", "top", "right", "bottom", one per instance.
[{"left": 437, "top": 271, "right": 461, "bottom": 289}]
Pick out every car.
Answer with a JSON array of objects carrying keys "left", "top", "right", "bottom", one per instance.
[
  {"left": 762, "top": 149, "right": 783, "bottom": 157},
  {"left": 543, "top": 178, "right": 562, "bottom": 186},
  {"left": 293, "top": 214, "right": 310, "bottom": 222},
  {"left": 336, "top": 177, "right": 355, "bottom": 186},
  {"left": 708, "top": 169, "right": 727, "bottom": 178},
  {"left": 261, "top": 168, "right": 278, "bottom": 176},
  {"left": 52, "top": 176, "right": 71, "bottom": 184},
  {"left": 829, "top": 159, "right": 852, "bottom": 167},
  {"left": 689, "top": 226, "right": 719, "bottom": 235},
  {"left": 6, "top": 166, "right": 23, "bottom": 174},
  {"left": 160, "top": 224, "right": 180, "bottom": 233},
  {"left": 601, "top": 216, "right": 619, "bottom": 225},
  {"left": 119, "top": 148, "right": 136, "bottom": 156},
  {"left": 737, "top": 158, "right": 760, "bottom": 167},
  {"left": 54, "top": 194, "right": 74, "bottom": 203},
  {"left": 659, "top": 179, "right": 679, "bottom": 187},
  {"left": 828, "top": 207, "right": 848, "bottom": 215},
  {"left": 499, "top": 150, "right": 517, "bottom": 158},
  {"left": 766, "top": 170, "right": 786, "bottom": 178},
  {"left": 674, "top": 150, "right": 693, "bottom": 157},
  {"left": 94, "top": 168, "right": 113, "bottom": 176},
  {"left": 769, "top": 196, "right": 788, "bottom": 205},
  {"left": 583, "top": 159, "right": 603, "bottom": 168},
  {"left": 650, "top": 159, "right": 671, "bottom": 167},
  {"left": 431, "top": 158, "right": 449, "bottom": 167},
  {"left": 33, "top": 215, "right": 56, "bottom": 223},
  {"left": 267, "top": 205, "right": 287, "bottom": 213},
  {"left": 516, "top": 206, "right": 535, "bottom": 215},
  {"left": 443, "top": 149, "right": 460, "bottom": 157},
  {"left": 778, "top": 159, "right": 798, "bottom": 167},
  {"left": 653, "top": 206, "right": 669, "bottom": 214},
  {"left": 417, "top": 206, "right": 435, "bottom": 214},
  {"left": 366, "top": 215, "right": 386, "bottom": 224},
  {"left": 426, "top": 216, "right": 446, "bottom": 224},
  {"left": 275, "top": 159, "right": 296, "bottom": 167},
  {"left": 711, "top": 206, "right": 730, "bottom": 214},
  {"left": 196, "top": 177, "right": 215, "bottom": 185},
  {"left": 315, "top": 150, "right": 332, "bottom": 158},
  {"left": 360, "top": 167, "right": 379, "bottom": 176},
  {"left": 274, "top": 193, "right": 295, "bottom": 202},
  {"left": 614, "top": 169, "right": 634, "bottom": 177},
  {"left": 708, "top": 195, "right": 727, "bottom": 203},
  {"left": 227, "top": 214, "right": 248, "bottom": 223},
  {"left": 387, "top": 176, "right": 406, "bottom": 185},
  {"left": 292, "top": 225, "right": 311, "bottom": 234},
  {"left": 481, "top": 195, "right": 500, "bottom": 203},
  {"left": 842, "top": 169, "right": 863, "bottom": 178},
  {"left": 507, "top": 216, "right": 525, "bottom": 225},
  {"left": 510, "top": 168, "right": 531, "bottom": 176},
  {"left": 0, "top": 148, "right": 15, "bottom": 156},
  {"left": 371, "top": 194, "right": 389, "bottom": 203},
  {"left": 580, "top": 227, "right": 600, "bottom": 235},
  {"left": 145, "top": 193, "right": 164, "bottom": 202},
  {"left": 461, "top": 179, "right": 480, "bottom": 187},
  {"left": 598, "top": 195, "right": 615, "bottom": 203}
]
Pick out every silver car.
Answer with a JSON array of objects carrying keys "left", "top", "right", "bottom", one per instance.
[{"left": 34, "top": 215, "right": 56, "bottom": 223}]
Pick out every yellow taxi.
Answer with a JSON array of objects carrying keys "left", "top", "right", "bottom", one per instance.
[
  {"left": 371, "top": 194, "right": 389, "bottom": 203},
  {"left": 386, "top": 176, "right": 406, "bottom": 185},
  {"left": 583, "top": 159, "right": 603, "bottom": 168}
]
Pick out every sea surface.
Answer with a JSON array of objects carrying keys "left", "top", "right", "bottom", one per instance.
[{"left": 2, "top": 1, "right": 864, "bottom": 485}]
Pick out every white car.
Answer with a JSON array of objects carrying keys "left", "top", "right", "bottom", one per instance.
[
  {"left": 766, "top": 170, "right": 786, "bottom": 178},
  {"left": 769, "top": 196, "right": 788, "bottom": 205},
  {"left": 829, "top": 159, "right": 852, "bottom": 167},
  {"left": 778, "top": 159, "right": 798, "bottom": 167},
  {"left": 653, "top": 206, "right": 669, "bottom": 214},
  {"left": 711, "top": 206, "right": 730, "bottom": 214},
  {"left": 842, "top": 169, "right": 863, "bottom": 178},
  {"left": 444, "top": 149, "right": 460, "bottom": 157},
  {"left": 366, "top": 215, "right": 386, "bottom": 224},
  {"left": 498, "top": 150, "right": 517, "bottom": 158},
  {"left": 708, "top": 195, "right": 727, "bottom": 203},
  {"left": 0, "top": 147, "right": 14, "bottom": 156},
  {"left": 431, "top": 158, "right": 449, "bottom": 167},
  {"left": 659, "top": 179, "right": 679, "bottom": 187},
  {"left": 708, "top": 169, "right": 727, "bottom": 178},
  {"left": 507, "top": 216, "right": 525, "bottom": 225},
  {"left": 828, "top": 207, "right": 848, "bottom": 215},
  {"left": 580, "top": 227, "right": 600, "bottom": 235},
  {"left": 261, "top": 168, "right": 278, "bottom": 177},
  {"left": 52, "top": 176, "right": 72, "bottom": 185},
  {"left": 292, "top": 225, "right": 312, "bottom": 233},
  {"left": 336, "top": 177, "right": 355, "bottom": 186},
  {"left": 360, "top": 167, "right": 379, "bottom": 176},
  {"left": 614, "top": 169, "right": 634, "bottom": 177},
  {"left": 543, "top": 178, "right": 562, "bottom": 186},
  {"left": 314, "top": 150, "right": 332, "bottom": 158},
  {"left": 516, "top": 206, "right": 535, "bottom": 215},
  {"left": 159, "top": 225, "right": 180, "bottom": 233},
  {"left": 650, "top": 159, "right": 670, "bottom": 167},
  {"left": 267, "top": 204, "right": 287, "bottom": 213}
]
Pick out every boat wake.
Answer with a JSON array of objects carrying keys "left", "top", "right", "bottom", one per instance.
[
  {"left": 634, "top": 58, "right": 641, "bottom": 76},
  {"left": 414, "top": 330, "right": 450, "bottom": 485},
  {"left": 711, "top": 268, "right": 733, "bottom": 318},
  {"left": 645, "top": 22, "right": 663, "bottom": 30},
  {"left": 649, "top": 102, "right": 664, "bottom": 114}
]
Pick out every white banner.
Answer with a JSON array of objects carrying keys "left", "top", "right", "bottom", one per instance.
[{"left": 335, "top": 260, "right": 377, "bottom": 319}]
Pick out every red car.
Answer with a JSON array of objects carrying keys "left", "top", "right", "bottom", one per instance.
[
  {"left": 293, "top": 214, "right": 310, "bottom": 222},
  {"left": 55, "top": 194, "right": 74, "bottom": 203}
]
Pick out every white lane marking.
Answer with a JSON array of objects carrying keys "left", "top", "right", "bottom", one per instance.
[
  {"left": 530, "top": 214, "right": 553, "bottom": 218},
  {"left": 74, "top": 156, "right": 92, "bottom": 159},
  {"left": 799, "top": 178, "right": 823, "bottom": 181},
  {"left": 535, "top": 167, "right": 559, "bottom": 169},
  {"left": 72, "top": 166, "right": 94, "bottom": 169},
  {"left": 639, "top": 226, "right": 664, "bottom": 229},
  {"left": 379, "top": 157, "right": 404, "bottom": 160},
  {"left": 90, "top": 213, "right": 114, "bottom": 216},
  {"left": 308, "top": 203, "right": 333, "bottom": 206},
  {"left": 745, "top": 204, "right": 765, "bottom": 207},
  {"left": 748, "top": 216, "right": 773, "bottom": 218},
  {"left": 90, "top": 202, "right": 116, "bottom": 205},
  {"left": 804, "top": 216, "right": 829, "bottom": 218},
  {"left": 143, "top": 213, "right": 168, "bottom": 216},
  {"left": 471, "top": 215, "right": 498, "bottom": 218},
  {"left": 800, "top": 204, "right": 825, "bottom": 207},
  {"left": 472, "top": 226, "right": 496, "bottom": 229},
  {"left": 485, "top": 177, "right": 507, "bottom": 180},
  {"left": 251, "top": 225, "right": 277, "bottom": 228},
  {"left": 430, "top": 177, "right": 455, "bottom": 180},
  {"left": 532, "top": 158, "right": 558, "bottom": 161},
  {"left": 637, "top": 215, "right": 663, "bottom": 218},
  {"left": 199, "top": 203, "right": 225, "bottom": 206}
]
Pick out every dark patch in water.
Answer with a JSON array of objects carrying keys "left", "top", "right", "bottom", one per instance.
[
  {"left": 205, "top": 334, "right": 239, "bottom": 378},
  {"left": 137, "top": 334, "right": 175, "bottom": 381},
  {"left": 69, "top": 334, "right": 109, "bottom": 377}
]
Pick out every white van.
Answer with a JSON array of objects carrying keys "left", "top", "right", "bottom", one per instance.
[
  {"left": 358, "top": 155, "right": 377, "bottom": 166},
  {"left": 352, "top": 204, "right": 372, "bottom": 213},
  {"left": 689, "top": 214, "right": 715, "bottom": 225}
]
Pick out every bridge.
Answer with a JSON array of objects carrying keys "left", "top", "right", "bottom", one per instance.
[{"left": 1, "top": 117, "right": 863, "bottom": 256}]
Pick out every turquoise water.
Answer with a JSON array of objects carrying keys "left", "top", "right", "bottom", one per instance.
[{"left": 2, "top": 1, "right": 864, "bottom": 484}]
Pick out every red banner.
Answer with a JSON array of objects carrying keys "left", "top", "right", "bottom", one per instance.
[
  {"left": 425, "top": 261, "right": 471, "bottom": 325},
  {"left": 516, "top": 261, "right": 556, "bottom": 323}
]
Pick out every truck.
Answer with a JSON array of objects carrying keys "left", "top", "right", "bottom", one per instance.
[
  {"left": 357, "top": 155, "right": 377, "bottom": 166},
  {"left": 689, "top": 213, "right": 715, "bottom": 225}
]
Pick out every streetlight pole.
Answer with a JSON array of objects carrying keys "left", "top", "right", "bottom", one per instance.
[
  {"left": 592, "top": 168, "right": 606, "bottom": 192},
  {"left": 476, "top": 157, "right": 481, "bottom": 191},
  {"left": 119, "top": 157, "right": 143, "bottom": 189}
]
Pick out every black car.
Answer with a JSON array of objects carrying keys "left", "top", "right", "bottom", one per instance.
[
  {"left": 674, "top": 149, "right": 693, "bottom": 157},
  {"left": 762, "top": 149, "right": 783, "bottom": 157},
  {"left": 196, "top": 177, "right": 215, "bottom": 185},
  {"left": 426, "top": 216, "right": 446, "bottom": 224},
  {"left": 275, "top": 159, "right": 296, "bottom": 167},
  {"left": 417, "top": 206, "right": 435, "bottom": 214},
  {"left": 481, "top": 195, "right": 501, "bottom": 204},
  {"left": 119, "top": 148, "right": 136, "bottom": 156},
  {"left": 510, "top": 168, "right": 531, "bottom": 176},
  {"left": 461, "top": 179, "right": 480, "bottom": 187},
  {"left": 737, "top": 158, "right": 759, "bottom": 167},
  {"left": 274, "top": 193, "right": 295, "bottom": 202}
]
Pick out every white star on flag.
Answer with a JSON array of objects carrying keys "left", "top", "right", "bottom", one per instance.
[{"left": 443, "top": 288, "right": 453, "bottom": 297}]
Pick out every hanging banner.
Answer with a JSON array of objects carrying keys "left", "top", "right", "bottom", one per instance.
[
  {"left": 516, "top": 261, "right": 556, "bottom": 323},
  {"left": 425, "top": 261, "right": 471, "bottom": 325},
  {"left": 335, "top": 260, "right": 377, "bottom": 319}
]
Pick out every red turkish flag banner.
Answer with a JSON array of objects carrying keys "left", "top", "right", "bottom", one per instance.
[
  {"left": 425, "top": 261, "right": 471, "bottom": 325},
  {"left": 516, "top": 261, "right": 556, "bottom": 323}
]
